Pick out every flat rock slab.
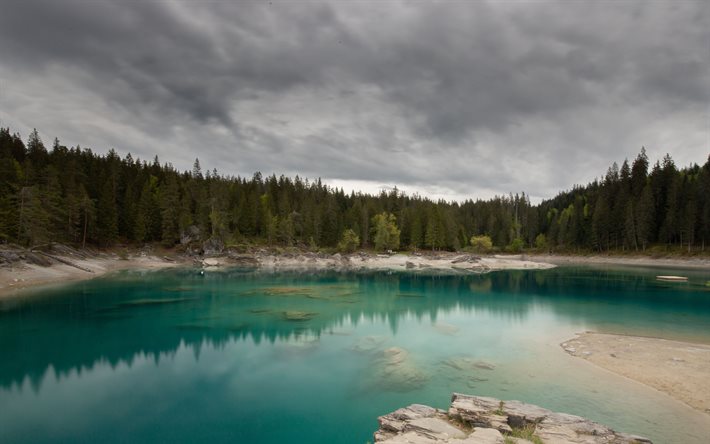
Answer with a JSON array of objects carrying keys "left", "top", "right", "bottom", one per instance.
[{"left": 374, "top": 393, "right": 651, "bottom": 444}]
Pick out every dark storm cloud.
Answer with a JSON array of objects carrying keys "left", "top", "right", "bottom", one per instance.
[{"left": 0, "top": 0, "right": 707, "bottom": 201}]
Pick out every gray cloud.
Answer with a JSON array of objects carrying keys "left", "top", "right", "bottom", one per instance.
[{"left": 0, "top": 0, "right": 707, "bottom": 202}]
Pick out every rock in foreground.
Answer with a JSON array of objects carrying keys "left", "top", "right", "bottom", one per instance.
[{"left": 374, "top": 393, "right": 652, "bottom": 443}]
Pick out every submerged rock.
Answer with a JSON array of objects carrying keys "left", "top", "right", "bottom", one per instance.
[
  {"left": 241, "top": 286, "right": 315, "bottom": 297},
  {"left": 282, "top": 310, "right": 317, "bottom": 321},
  {"left": 433, "top": 323, "right": 460, "bottom": 336},
  {"left": 369, "top": 347, "right": 430, "bottom": 393},
  {"left": 118, "top": 297, "right": 197, "bottom": 307},
  {"left": 441, "top": 357, "right": 495, "bottom": 372},
  {"left": 374, "top": 393, "right": 652, "bottom": 443},
  {"left": 352, "top": 335, "right": 387, "bottom": 352}
]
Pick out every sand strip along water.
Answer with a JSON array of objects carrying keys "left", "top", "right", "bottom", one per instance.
[{"left": 562, "top": 332, "right": 710, "bottom": 415}]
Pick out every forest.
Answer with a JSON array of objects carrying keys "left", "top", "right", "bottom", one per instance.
[{"left": 0, "top": 126, "right": 708, "bottom": 254}]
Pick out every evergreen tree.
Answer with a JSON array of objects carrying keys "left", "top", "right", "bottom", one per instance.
[
  {"left": 0, "top": 157, "right": 22, "bottom": 241},
  {"left": 17, "top": 186, "right": 50, "bottom": 246},
  {"left": 135, "top": 177, "right": 161, "bottom": 242},
  {"left": 160, "top": 175, "right": 181, "bottom": 246},
  {"left": 635, "top": 184, "right": 654, "bottom": 251},
  {"left": 97, "top": 178, "right": 119, "bottom": 245},
  {"left": 0, "top": 124, "right": 705, "bottom": 255},
  {"left": 591, "top": 193, "right": 610, "bottom": 251}
]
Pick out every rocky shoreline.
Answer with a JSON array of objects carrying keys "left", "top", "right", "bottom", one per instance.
[
  {"left": 374, "top": 393, "right": 652, "bottom": 443},
  {"left": 201, "top": 250, "right": 555, "bottom": 274},
  {"left": 0, "top": 244, "right": 555, "bottom": 297}
]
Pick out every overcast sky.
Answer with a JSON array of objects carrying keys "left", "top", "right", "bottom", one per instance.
[{"left": 0, "top": 0, "right": 707, "bottom": 202}]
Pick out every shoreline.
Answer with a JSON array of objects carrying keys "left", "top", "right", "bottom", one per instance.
[
  {"left": 1, "top": 249, "right": 557, "bottom": 299},
  {"left": 3, "top": 248, "right": 710, "bottom": 299},
  {"left": 0, "top": 254, "right": 188, "bottom": 299},
  {"left": 526, "top": 253, "right": 710, "bottom": 269},
  {"left": 562, "top": 332, "right": 710, "bottom": 417}
]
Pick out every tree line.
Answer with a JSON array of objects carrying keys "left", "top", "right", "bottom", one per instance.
[{"left": 0, "top": 127, "right": 708, "bottom": 253}]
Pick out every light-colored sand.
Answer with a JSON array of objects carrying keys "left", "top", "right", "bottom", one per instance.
[
  {"left": 527, "top": 254, "right": 710, "bottom": 269},
  {"left": 562, "top": 332, "right": 710, "bottom": 415},
  {"left": 0, "top": 255, "right": 183, "bottom": 298},
  {"left": 1, "top": 251, "right": 555, "bottom": 298},
  {"left": 256, "top": 252, "right": 556, "bottom": 273}
]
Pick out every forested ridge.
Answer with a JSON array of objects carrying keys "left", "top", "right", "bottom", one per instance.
[{"left": 1, "top": 127, "right": 708, "bottom": 253}]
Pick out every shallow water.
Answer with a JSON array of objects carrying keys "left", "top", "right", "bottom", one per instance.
[{"left": 1, "top": 266, "right": 709, "bottom": 443}]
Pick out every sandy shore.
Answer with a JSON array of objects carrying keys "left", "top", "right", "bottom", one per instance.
[
  {"left": 562, "top": 332, "right": 710, "bottom": 415},
  {"left": 1, "top": 250, "right": 555, "bottom": 298},
  {"left": 527, "top": 254, "right": 710, "bottom": 269},
  {"left": 0, "top": 255, "right": 184, "bottom": 298},
  {"left": 251, "top": 252, "right": 556, "bottom": 273},
  {"left": 7, "top": 248, "right": 709, "bottom": 301}
]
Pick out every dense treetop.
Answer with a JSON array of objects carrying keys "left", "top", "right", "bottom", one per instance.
[{"left": 0, "top": 127, "right": 708, "bottom": 253}]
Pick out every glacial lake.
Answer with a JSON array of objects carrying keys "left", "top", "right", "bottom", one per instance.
[{"left": 1, "top": 266, "right": 710, "bottom": 443}]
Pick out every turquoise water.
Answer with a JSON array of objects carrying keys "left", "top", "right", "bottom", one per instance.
[{"left": 1, "top": 266, "right": 710, "bottom": 443}]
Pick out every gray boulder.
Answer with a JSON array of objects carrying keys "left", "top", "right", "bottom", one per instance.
[
  {"left": 202, "top": 237, "right": 224, "bottom": 256},
  {"left": 374, "top": 393, "right": 652, "bottom": 444},
  {"left": 180, "top": 225, "right": 201, "bottom": 245}
]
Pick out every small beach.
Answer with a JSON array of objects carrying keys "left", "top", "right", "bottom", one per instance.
[{"left": 562, "top": 332, "right": 710, "bottom": 415}]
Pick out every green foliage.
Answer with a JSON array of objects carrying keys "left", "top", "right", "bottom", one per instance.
[
  {"left": 507, "top": 424, "right": 544, "bottom": 444},
  {"left": 507, "top": 237, "right": 524, "bottom": 253},
  {"left": 97, "top": 178, "right": 119, "bottom": 246},
  {"left": 337, "top": 228, "right": 360, "bottom": 253},
  {"left": 372, "top": 212, "right": 400, "bottom": 251},
  {"left": 0, "top": 126, "right": 707, "bottom": 255},
  {"left": 470, "top": 235, "right": 493, "bottom": 253},
  {"left": 17, "top": 186, "right": 50, "bottom": 246},
  {"left": 159, "top": 175, "right": 181, "bottom": 246},
  {"left": 534, "top": 233, "right": 547, "bottom": 250}
]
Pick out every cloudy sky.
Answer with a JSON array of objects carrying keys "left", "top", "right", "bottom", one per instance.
[{"left": 0, "top": 0, "right": 707, "bottom": 202}]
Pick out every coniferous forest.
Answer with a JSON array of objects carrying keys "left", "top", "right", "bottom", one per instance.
[{"left": 1, "top": 127, "right": 708, "bottom": 253}]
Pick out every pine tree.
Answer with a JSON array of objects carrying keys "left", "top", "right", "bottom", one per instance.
[
  {"left": 160, "top": 175, "right": 181, "bottom": 246},
  {"left": 0, "top": 157, "right": 22, "bottom": 241},
  {"left": 682, "top": 198, "right": 696, "bottom": 252},
  {"left": 77, "top": 185, "right": 95, "bottom": 249},
  {"left": 97, "top": 178, "right": 119, "bottom": 245},
  {"left": 42, "top": 166, "right": 67, "bottom": 242},
  {"left": 25, "top": 129, "right": 48, "bottom": 183},
  {"left": 278, "top": 213, "right": 295, "bottom": 246},
  {"left": 425, "top": 207, "right": 441, "bottom": 251},
  {"left": 659, "top": 173, "right": 678, "bottom": 245},
  {"left": 409, "top": 211, "right": 423, "bottom": 250},
  {"left": 631, "top": 148, "right": 649, "bottom": 196},
  {"left": 135, "top": 177, "right": 161, "bottom": 242},
  {"left": 591, "top": 193, "right": 610, "bottom": 251},
  {"left": 635, "top": 184, "right": 654, "bottom": 251},
  {"left": 18, "top": 186, "right": 51, "bottom": 246},
  {"left": 699, "top": 156, "right": 710, "bottom": 250},
  {"left": 624, "top": 202, "right": 637, "bottom": 251}
]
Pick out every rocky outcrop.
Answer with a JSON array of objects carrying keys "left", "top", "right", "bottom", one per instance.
[
  {"left": 374, "top": 393, "right": 652, "bottom": 444},
  {"left": 201, "top": 237, "right": 224, "bottom": 256},
  {"left": 180, "top": 225, "right": 201, "bottom": 245}
]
